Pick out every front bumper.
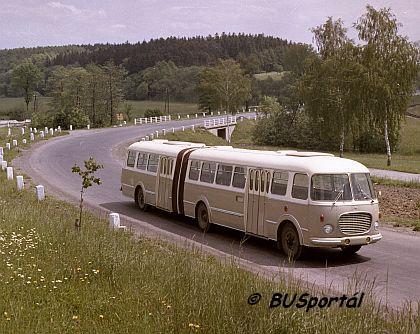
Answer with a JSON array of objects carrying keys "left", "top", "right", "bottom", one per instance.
[{"left": 310, "top": 233, "right": 382, "bottom": 247}]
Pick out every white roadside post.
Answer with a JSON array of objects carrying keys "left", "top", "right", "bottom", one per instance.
[
  {"left": 35, "top": 185, "right": 45, "bottom": 201},
  {"left": 192, "top": 125, "right": 195, "bottom": 132},
  {"left": 6, "top": 143, "right": 11, "bottom": 150},
  {"left": 141, "top": 137, "right": 145, "bottom": 141},
  {"left": 172, "top": 128, "right": 175, "bottom": 133},
  {"left": 30, "top": 133, "right": 35, "bottom": 141},
  {"left": 69, "top": 125, "right": 73, "bottom": 131},
  {"left": 87, "top": 124, "right": 90, "bottom": 130},
  {"left": 6, "top": 167, "right": 13, "bottom": 180},
  {"left": 187, "top": 114, "right": 190, "bottom": 119},
  {"left": 218, "top": 111, "right": 220, "bottom": 115},
  {"left": 12, "top": 140, "right": 17, "bottom": 147},
  {"left": 44, "top": 127, "right": 48, "bottom": 135},
  {"left": 16, "top": 176, "right": 24, "bottom": 191},
  {"left": 195, "top": 113, "right": 198, "bottom": 118},
  {"left": 22, "top": 139, "right": 27, "bottom": 144},
  {"left": 49, "top": 128, "right": 54, "bottom": 136},
  {"left": 34, "top": 128, "right": 37, "bottom": 133},
  {"left": 156, "top": 130, "right": 159, "bottom": 138},
  {"left": 109, "top": 212, "right": 126, "bottom": 230},
  {"left": 21, "top": 128, "right": 25, "bottom": 135},
  {"left": 134, "top": 119, "right": 137, "bottom": 125},
  {"left": 182, "top": 126, "right": 185, "bottom": 131},
  {"left": 178, "top": 115, "right": 181, "bottom": 119},
  {"left": 0, "top": 147, "right": 3, "bottom": 155},
  {"left": 30, "top": 127, "right": 33, "bottom": 133},
  {"left": 7, "top": 128, "right": 11, "bottom": 136},
  {"left": 203, "top": 112, "right": 206, "bottom": 117},
  {"left": 146, "top": 136, "right": 149, "bottom": 141},
  {"left": 58, "top": 126, "right": 61, "bottom": 133},
  {"left": 162, "top": 129, "right": 166, "bottom": 136},
  {"left": 1, "top": 161, "right": 7, "bottom": 171},
  {"left": 211, "top": 112, "right": 214, "bottom": 116},
  {"left": 40, "top": 131, "right": 44, "bottom": 139}
]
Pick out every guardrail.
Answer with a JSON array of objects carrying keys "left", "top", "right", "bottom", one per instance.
[
  {"left": 133, "top": 106, "right": 260, "bottom": 126},
  {"left": 204, "top": 116, "right": 237, "bottom": 128}
]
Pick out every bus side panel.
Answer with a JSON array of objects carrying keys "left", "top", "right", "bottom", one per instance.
[
  {"left": 137, "top": 172, "right": 157, "bottom": 206},
  {"left": 209, "top": 186, "right": 244, "bottom": 231},
  {"left": 121, "top": 168, "right": 136, "bottom": 198},
  {"left": 183, "top": 182, "right": 244, "bottom": 230}
]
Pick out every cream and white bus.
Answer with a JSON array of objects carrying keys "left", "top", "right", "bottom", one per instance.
[{"left": 121, "top": 140, "right": 382, "bottom": 259}]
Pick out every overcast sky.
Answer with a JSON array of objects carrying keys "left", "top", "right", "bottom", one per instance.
[{"left": 0, "top": 0, "right": 418, "bottom": 49}]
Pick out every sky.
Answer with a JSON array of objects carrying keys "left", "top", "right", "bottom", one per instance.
[{"left": 0, "top": 0, "right": 418, "bottom": 49}]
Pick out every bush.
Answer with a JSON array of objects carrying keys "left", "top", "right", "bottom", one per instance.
[{"left": 252, "top": 97, "right": 319, "bottom": 149}]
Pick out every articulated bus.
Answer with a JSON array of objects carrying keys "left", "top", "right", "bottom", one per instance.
[{"left": 121, "top": 140, "right": 382, "bottom": 259}]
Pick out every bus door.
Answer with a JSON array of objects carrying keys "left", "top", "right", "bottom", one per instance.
[
  {"left": 156, "top": 156, "right": 173, "bottom": 211},
  {"left": 246, "top": 169, "right": 270, "bottom": 236}
]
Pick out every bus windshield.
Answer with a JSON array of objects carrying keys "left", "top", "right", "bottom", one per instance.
[
  {"left": 311, "top": 173, "right": 375, "bottom": 201},
  {"left": 311, "top": 174, "right": 352, "bottom": 201},
  {"left": 351, "top": 173, "right": 376, "bottom": 201}
]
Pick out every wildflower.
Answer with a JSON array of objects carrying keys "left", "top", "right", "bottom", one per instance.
[
  {"left": 99, "top": 315, "right": 104, "bottom": 319},
  {"left": 72, "top": 315, "right": 78, "bottom": 320}
]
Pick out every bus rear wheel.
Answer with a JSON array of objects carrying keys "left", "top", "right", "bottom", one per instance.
[
  {"left": 196, "top": 202, "right": 211, "bottom": 233},
  {"left": 341, "top": 245, "right": 362, "bottom": 256},
  {"left": 136, "top": 187, "right": 149, "bottom": 211},
  {"left": 279, "top": 223, "right": 303, "bottom": 260}
]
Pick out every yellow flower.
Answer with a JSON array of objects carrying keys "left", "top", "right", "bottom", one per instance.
[
  {"left": 72, "top": 315, "right": 78, "bottom": 320},
  {"left": 99, "top": 315, "right": 104, "bottom": 319}
]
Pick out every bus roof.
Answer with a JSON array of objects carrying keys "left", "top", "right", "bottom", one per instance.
[
  {"left": 128, "top": 140, "right": 206, "bottom": 156},
  {"left": 128, "top": 140, "right": 370, "bottom": 174}
]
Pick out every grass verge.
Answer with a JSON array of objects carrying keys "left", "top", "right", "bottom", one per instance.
[{"left": 0, "top": 172, "right": 419, "bottom": 332}]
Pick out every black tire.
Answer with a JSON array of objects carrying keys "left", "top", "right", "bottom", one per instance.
[
  {"left": 279, "top": 223, "right": 303, "bottom": 260},
  {"left": 136, "top": 187, "right": 149, "bottom": 211},
  {"left": 341, "top": 245, "right": 362, "bottom": 256},
  {"left": 196, "top": 202, "right": 211, "bottom": 232}
]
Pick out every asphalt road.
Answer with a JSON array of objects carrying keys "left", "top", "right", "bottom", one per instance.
[{"left": 14, "top": 117, "right": 420, "bottom": 310}]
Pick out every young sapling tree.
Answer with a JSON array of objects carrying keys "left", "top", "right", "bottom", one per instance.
[{"left": 72, "top": 156, "right": 103, "bottom": 228}]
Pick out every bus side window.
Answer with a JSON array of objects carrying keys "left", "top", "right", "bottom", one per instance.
[
  {"left": 216, "top": 164, "right": 233, "bottom": 186},
  {"left": 136, "top": 153, "right": 148, "bottom": 170},
  {"left": 127, "top": 150, "right": 136, "bottom": 167},
  {"left": 189, "top": 161, "right": 201, "bottom": 181},
  {"left": 200, "top": 162, "right": 216, "bottom": 183},
  {"left": 147, "top": 154, "right": 159, "bottom": 173},
  {"left": 271, "top": 171, "right": 288, "bottom": 196},
  {"left": 292, "top": 174, "right": 309, "bottom": 200},
  {"left": 233, "top": 167, "right": 246, "bottom": 189}
]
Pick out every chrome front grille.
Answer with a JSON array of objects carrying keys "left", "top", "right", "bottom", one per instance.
[{"left": 338, "top": 212, "right": 372, "bottom": 235}]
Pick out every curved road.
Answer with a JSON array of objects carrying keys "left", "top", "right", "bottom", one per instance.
[{"left": 14, "top": 118, "right": 420, "bottom": 310}]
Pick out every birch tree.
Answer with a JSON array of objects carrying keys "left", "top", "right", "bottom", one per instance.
[
  {"left": 310, "top": 18, "right": 361, "bottom": 157},
  {"left": 355, "top": 6, "right": 419, "bottom": 166}
]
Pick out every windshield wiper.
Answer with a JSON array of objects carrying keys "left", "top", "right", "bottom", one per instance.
[{"left": 333, "top": 189, "right": 344, "bottom": 204}]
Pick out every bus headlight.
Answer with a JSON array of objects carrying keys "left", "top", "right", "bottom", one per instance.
[
  {"left": 323, "top": 224, "right": 334, "bottom": 234},
  {"left": 374, "top": 221, "right": 379, "bottom": 231}
]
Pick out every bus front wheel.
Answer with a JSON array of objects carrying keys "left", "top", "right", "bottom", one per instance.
[
  {"left": 136, "top": 187, "right": 149, "bottom": 211},
  {"left": 279, "top": 223, "right": 303, "bottom": 260},
  {"left": 196, "top": 202, "right": 211, "bottom": 233}
]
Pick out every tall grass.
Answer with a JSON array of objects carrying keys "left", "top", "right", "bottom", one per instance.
[{"left": 0, "top": 173, "right": 418, "bottom": 333}]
